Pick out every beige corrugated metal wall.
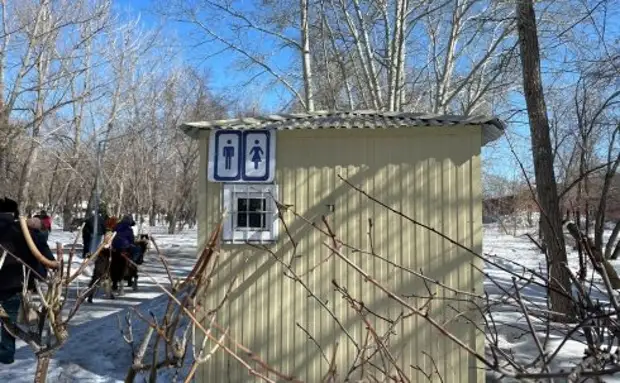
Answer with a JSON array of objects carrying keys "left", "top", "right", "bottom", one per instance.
[{"left": 197, "top": 126, "right": 484, "bottom": 382}]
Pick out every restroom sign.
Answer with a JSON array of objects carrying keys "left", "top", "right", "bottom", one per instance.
[{"left": 208, "top": 129, "right": 276, "bottom": 183}]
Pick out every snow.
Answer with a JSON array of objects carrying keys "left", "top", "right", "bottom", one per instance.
[
  {"left": 0, "top": 225, "right": 199, "bottom": 382},
  {"left": 1, "top": 223, "right": 620, "bottom": 382},
  {"left": 484, "top": 224, "right": 620, "bottom": 382}
]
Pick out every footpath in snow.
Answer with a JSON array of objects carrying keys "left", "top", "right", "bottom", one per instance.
[{"left": 0, "top": 225, "right": 199, "bottom": 383}]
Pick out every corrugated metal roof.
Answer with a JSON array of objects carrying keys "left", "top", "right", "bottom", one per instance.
[{"left": 179, "top": 110, "right": 505, "bottom": 145}]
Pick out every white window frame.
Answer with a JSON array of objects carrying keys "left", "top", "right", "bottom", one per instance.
[{"left": 222, "top": 183, "right": 279, "bottom": 244}]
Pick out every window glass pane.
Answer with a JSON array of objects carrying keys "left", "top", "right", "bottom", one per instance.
[
  {"left": 237, "top": 212, "right": 248, "bottom": 227},
  {"left": 237, "top": 198, "right": 248, "bottom": 212},
  {"left": 248, "top": 212, "right": 265, "bottom": 228},
  {"left": 236, "top": 197, "right": 267, "bottom": 229},
  {"left": 249, "top": 198, "right": 266, "bottom": 228},
  {"left": 236, "top": 198, "right": 247, "bottom": 227},
  {"left": 249, "top": 198, "right": 265, "bottom": 212}
]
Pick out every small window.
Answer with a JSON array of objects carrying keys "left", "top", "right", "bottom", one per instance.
[
  {"left": 222, "top": 183, "right": 279, "bottom": 243},
  {"left": 236, "top": 197, "right": 267, "bottom": 229}
]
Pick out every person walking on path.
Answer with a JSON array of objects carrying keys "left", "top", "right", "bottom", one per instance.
[{"left": 82, "top": 207, "right": 106, "bottom": 258}]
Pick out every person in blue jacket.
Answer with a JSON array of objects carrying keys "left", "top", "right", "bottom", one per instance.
[{"left": 112, "top": 215, "right": 141, "bottom": 264}]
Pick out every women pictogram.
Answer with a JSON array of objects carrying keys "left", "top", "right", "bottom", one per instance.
[{"left": 249, "top": 140, "right": 264, "bottom": 169}]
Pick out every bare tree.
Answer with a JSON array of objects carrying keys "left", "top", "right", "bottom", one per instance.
[
  {"left": 516, "top": 0, "right": 574, "bottom": 318},
  {"left": 6, "top": 1, "right": 109, "bottom": 209},
  {"left": 155, "top": 0, "right": 315, "bottom": 111},
  {"left": 154, "top": 0, "right": 516, "bottom": 114}
]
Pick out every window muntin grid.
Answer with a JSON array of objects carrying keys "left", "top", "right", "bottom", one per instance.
[
  {"left": 235, "top": 197, "right": 267, "bottom": 230},
  {"left": 222, "top": 183, "right": 278, "bottom": 243}
]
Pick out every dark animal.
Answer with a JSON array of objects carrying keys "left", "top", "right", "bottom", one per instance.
[
  {"left": 86, "top": 234, "right": 149, "bottom": 303},
  {"left": 86, "top": 248, "right": 114, "bottom": 303},
  {"left": 121, "top": 234, "right": 149, "bottom": 291}
]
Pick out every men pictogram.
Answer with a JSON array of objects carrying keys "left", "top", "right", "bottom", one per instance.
[{"left": 223, "top": 140, "right": 235, "bottom": 169}]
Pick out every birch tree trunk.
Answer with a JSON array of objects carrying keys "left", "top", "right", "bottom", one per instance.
[
  {"left": 0, "top": 112, "right": 10, "bottom": 196},
  {"left": 116, "top": 177, "right": 125, "bottom": 217},
  {"left": 86, "top": 24, "right": 134, "bottom": 213},
  {"left": 387, "top": 0, "right": 407, "bottom": 111},
  {"left": 46, "top": 156, "right": 60, "bottom": 209},
  {"left": 394, "top": 0, "right": 408, "bottom": 111},
  {"left": 300, "top": 0, "right": 314, "bottom": 112},
  {"left": 434, "top": 0, "right": 463, "bottom": 113},
  {"left": 0, "top": 1, "right": 8, "bottom": 195},
  {"left": 60, "top": 21, "right": 94, "bottom": 229},
  {"left": 516, "top": 0, "right": 573, "bottom": 319},
  {"left": 148, "top": 155, "right": 160, "bottom": 227},
  {"left": 1, "top": 0, "right": 45, "bottom": 198},
  {"left": 18, "top": 13, "right": 52, "bottom": 208}
]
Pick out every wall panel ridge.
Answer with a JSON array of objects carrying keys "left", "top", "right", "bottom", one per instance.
[{"left": 197, "top": 127, "right": 484, "bottom": 382}]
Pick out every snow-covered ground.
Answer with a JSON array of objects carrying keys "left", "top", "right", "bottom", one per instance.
[
  {"left": 484, "top": 224, "right": 620, "bottom": 382},
  {"left": 0, "top": 225, "right": 199, "bottom": 382},
  {"left": 1, "top": 223, "right": 620, "bottom": 382}
]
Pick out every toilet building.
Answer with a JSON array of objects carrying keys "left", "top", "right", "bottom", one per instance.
[{"left": 180, "top": 111, "right": 505, "bottom": 382}]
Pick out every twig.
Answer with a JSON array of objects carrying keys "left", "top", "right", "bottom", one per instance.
[
  {"left": 322, "top": 240, "right": 495, "bottom": 371},
  {"left": 297, "top": 322, "right": 330, "bottom": 364},
  {"left": 512, "top": 277, "right": 549, "bottom": 374},
  {"left": 321, "top": 342, "right": 339, "bottom": 383}
]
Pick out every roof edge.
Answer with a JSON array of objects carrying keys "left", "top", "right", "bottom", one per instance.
[{"left": 179, "top": 110, "right": 506, "bottom": 145}]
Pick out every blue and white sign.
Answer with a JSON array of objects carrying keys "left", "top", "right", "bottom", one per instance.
[
  {"left": 243, "top": 131, "right": 274, "bottom": 181},
  {"left": 208, "top": 129, "right": 276, "bottom": 183},
  {"left": 208, "top": 131, "right": 242, "bottom": 181}
]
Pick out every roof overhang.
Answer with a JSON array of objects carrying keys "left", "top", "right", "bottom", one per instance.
[{"left": 179, "top": 110, "right": 506, "bottom": 146}]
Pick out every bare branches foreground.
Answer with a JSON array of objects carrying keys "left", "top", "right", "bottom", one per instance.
[
  {"left": 4, "top": 178, "right": 620, "bottom": 382},
  {"left": 0, "top": 227, "right": 116, "bottom": 382},
  {"left": 122, "top": 178, "right": 620, "bottom": 382}
]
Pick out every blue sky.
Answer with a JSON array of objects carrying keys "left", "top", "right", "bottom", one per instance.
[
  {"left": 112, "top": 0, "right": 615, "bottom": 184},
  {"left": 115, "top": 0, "right": 294, "bottom": 111}
]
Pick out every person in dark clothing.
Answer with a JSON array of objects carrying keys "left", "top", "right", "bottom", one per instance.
[
  {"left": 0, "top": 199, "right": 56, "bottom": 364},
  {"left": 33, "top": 210, "right": 52, "bottom": 242},
  {"left": 109, "top": 215, "right": 139, "bottom": 291},
  {"left": 0, "top": 292, "right": 20, "bottom": 364},
  {"left": 112, "top": 215, "right": 141, "bottom": 263},
  {"left": 0, "top": 210, "right": 43, "bottom": 297},
  {"left": 82, "top": 209, "right": 106, "bottom": 258}
]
